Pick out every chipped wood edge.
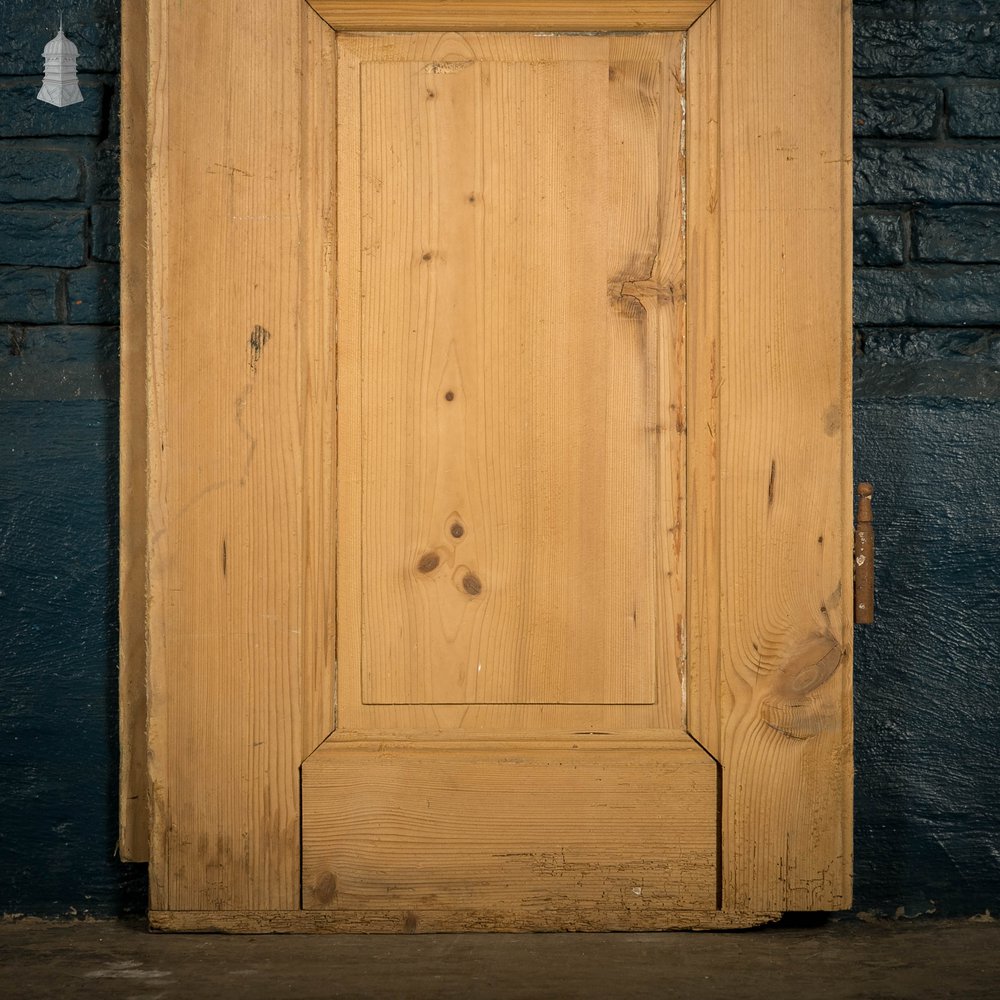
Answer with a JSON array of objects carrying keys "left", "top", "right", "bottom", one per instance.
[
  {"left": 149, "top": 908, "right": 780, "bottom": 934},
  {"left": 118, "top": 0, "right": 151, "bottom": 864}
]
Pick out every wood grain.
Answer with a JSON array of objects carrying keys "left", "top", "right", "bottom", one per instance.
[
  {"left": 307, "top": 1, "right": 713, "bottom": 32},
  {"left": 302, "top": 738, "right": 717, "bottom": 914},
  {"left": 685, "top": 2, "right": 722, "bottom": 760},
  {"left": 131, "top": 0, "right": 854, "bottom": 925},
  {"left": 299, "top": 9, "right": 340, "bottom": 763},
  {"left": 337, "top": 32, "right": 686, "bottom": 730},
  {"left": 150, "top": 907, "right": 779, "bottom": 933},
  {"left": 118, "top": 0, "right": 150, "bottom": 864},
  {"left": 685, "top": 0, "right": 854, "bottom": 912},
  {"left": 142, "top": 0, "right": 337, "bottom": 910}
]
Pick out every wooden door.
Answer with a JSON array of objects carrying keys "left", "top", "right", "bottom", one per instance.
[{"left": 120, "top": 0, "right": 853, "bottom": 932}]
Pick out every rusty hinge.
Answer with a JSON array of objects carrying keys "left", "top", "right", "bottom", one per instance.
[{"left": 854, "top": 483, "right": 875, "bottom": 625}]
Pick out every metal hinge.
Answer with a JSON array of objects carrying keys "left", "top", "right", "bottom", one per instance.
[{"left": 854, "top": 483, "right": 875, "bottom": 625}]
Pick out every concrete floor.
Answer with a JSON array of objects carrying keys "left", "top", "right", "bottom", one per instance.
[{"left": 0, "top": 918, "right": 997, "bottom": 1000}]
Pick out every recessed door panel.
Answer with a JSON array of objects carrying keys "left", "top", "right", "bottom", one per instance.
[{"left": 338, "top": 32, "right": 686, "bottom": 720}]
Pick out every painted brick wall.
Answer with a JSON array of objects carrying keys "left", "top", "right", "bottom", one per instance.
[
  {"left": 1, "top": 0, "right": 998, "bottom": 918},
  {"left": 0, "top": 1, "right": 145, "bottom": 917},
  {"left": 853, "top": 0, "right": 1000, "bottom": 917}
]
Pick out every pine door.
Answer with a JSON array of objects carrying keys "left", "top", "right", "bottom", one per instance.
[{"left": 120, "top": 0, "right": 853, "bottom": 932}]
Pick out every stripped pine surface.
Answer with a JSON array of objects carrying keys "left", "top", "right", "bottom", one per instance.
[
  {"left": 302, "top": 738, "right": 718, "bottom": 915},
  {"left": 307, "top": 1, "right": 713, "bottom": 32},
  {"left": 118, "top": 0, "right": 150, "bottom": 864},
  {"left": 685, "top": 0, "right": 854, "bottom": 912},
  {"left": 125, "top": 0, "right": 854, "bottom": 930},
  {"left": 336, "top": 32, "right": 687, "bottom": 732},
  {"left": 143, "top": 0, "right": 337, "bottom": 910},
  {"left": 150, "top": 907, "right": 778, "bottom": 933}
]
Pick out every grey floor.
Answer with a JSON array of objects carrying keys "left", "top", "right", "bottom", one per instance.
[{"left": 0, "top": 918, "right": 997, "bottom": 999}]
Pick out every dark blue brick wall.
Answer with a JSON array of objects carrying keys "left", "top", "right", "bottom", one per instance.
[
  {"left": 949, "top": 82, "right": 1000, "bottom": 137},
  {"left": 853, "top": 0, "right": 1000, "bottom": 918},
  {"left": 0, "top": 0, "right": 998, "bottom": 919},
  {"left": 0, "top": 1, "right": 144, "bottom": 919}
]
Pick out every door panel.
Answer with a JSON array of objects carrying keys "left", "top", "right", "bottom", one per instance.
[
  {"left": 337, "top": 32, "right": 687, "bottom": 731},
  {"left": 358, "top": 49, "right": 655, "bottom": 707},
  {"left": 302, "top": 738, "right": 717, "bottom": 914}
]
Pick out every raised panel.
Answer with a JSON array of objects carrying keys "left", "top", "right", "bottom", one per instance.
[{"left": 337, "top": 32, "right": 686, "bottom": 724}]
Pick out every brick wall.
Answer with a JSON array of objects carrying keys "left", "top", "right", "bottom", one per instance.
[
  {"left": 0, "top": 0, "right": 119, "bottom": 394},
  {"left": 855, "top": 0, "right": 1000, "bottom": 366},
  {"left": 853, "top": 0, "right": 1000, "bottom": 918},
  {"left": 0, "top": 1, "right": 145, "bottom": 917}
]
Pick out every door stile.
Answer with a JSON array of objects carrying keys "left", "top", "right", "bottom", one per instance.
[
  {"left": 684, "top": 0, "right": 854, "bottom": 913},
  {"left": 142, "top": 0, "right": 339, "bottom": 911}
]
